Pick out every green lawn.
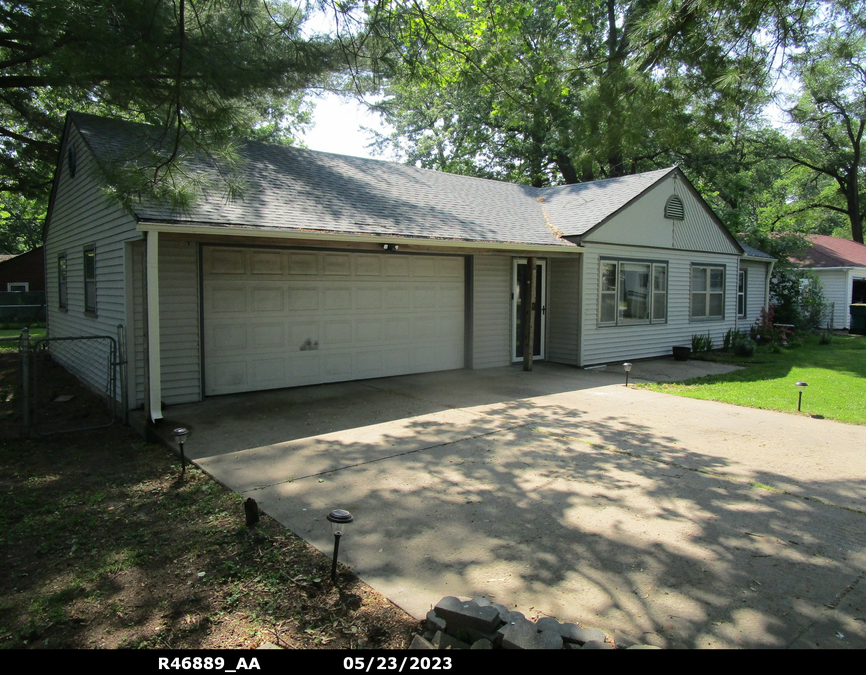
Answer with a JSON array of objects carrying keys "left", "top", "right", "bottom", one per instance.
[
  {"left": 0, "top": 327, "right": 46, "bottom": 350},
  {"left": 641, "top": 334, "right": 866, "bottom": 425}
]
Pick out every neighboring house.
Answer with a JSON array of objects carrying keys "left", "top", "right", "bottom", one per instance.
[
  {"left": 44, "top": 113, "right": 774, "bottom": 422},
  {"left": 0, "top": 246, "right": 45, "bottom": 292},
  {"left": 793, "top": 235, "right": 866, "bottom": 329}
]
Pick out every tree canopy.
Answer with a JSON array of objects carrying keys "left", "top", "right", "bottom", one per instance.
[
  {"left": 768, "top": 3, "right": 866, "bottom": 242},
  {"left": 2, "top": 0, "right": 865, "bottom": 253},
  {"left": 364, "top": 0, "right": 805, "bottom": 183},
  {"left": 361, "top": 0, "right": 866, "bottom": 243},
  {"left": 0, "top": 0, "right": 341, "bottom": 252}
]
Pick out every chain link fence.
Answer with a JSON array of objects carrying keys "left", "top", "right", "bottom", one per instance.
[{"left": 8, "top": 326, "right": 127, "bottom": 436}]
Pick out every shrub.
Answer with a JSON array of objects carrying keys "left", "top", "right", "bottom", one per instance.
[
  {"left": 734, "top": 337, "right": 757, "bottom": 357},
  {"left": 770, "top": 266, "right": 830, "bottom": 330},
  {"left": 751, "top": 305, "right": 796, "bottom": 345},
  {"left": 726, "top": 329, "right": 755, "bottom": 356},
  {"left": 691, "top": 332, "right": 714, "bottom": 354},
  {"left": 799, "top": 275, "right": 831, "bottom": 331}
]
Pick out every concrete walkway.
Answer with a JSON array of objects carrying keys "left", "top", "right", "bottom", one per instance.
[{"left": 152, "top": 361, "right": 866, "bottom": 649}]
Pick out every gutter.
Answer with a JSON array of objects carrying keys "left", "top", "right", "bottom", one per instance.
[
  {"left": 796, "top": 266, "right": 864, "bottom": 271},
  {"left": 137, "top": 222, "right": 584, "bottom": 255}
]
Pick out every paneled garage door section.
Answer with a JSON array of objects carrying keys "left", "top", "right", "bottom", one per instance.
[{"left": 202, "top": 248, "right": 465, "bottom": 395}]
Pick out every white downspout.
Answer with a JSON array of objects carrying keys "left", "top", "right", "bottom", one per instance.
[
  {"left": 146, "top": 230, "right": 163, "bottom": 422},
  {"left": 765, "top": 259, "right": 776, "bottom": 316}
]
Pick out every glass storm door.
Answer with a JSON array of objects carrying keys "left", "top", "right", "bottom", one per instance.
[{"left": 513, "top": 259, "right": 546, "bottom": 361}]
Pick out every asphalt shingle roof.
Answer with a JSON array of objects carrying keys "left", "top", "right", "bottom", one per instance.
[
  {"left": 541, "top": 169, "right": 676, "bottom": 237},
  {"left": 70, "top": 113, "right": 680, "bottom": 247},
  {"left": 738, "top": 241, "right": 775, "bottom": 260},
  {"left": 796, "top": 235, "right": 866, "bottom": 268}
]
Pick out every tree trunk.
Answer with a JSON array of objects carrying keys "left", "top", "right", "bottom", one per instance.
[
  {"left": 845, "top": 178, "right": 863, "bottom": 243},
  {"left": 555, "top": 153, "right": 579, "bottom": 184}
]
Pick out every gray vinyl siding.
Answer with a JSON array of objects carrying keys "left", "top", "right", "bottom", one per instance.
[
  {"left": 44, "top": 125, "right": 139, "bottom": 400},
  {"left": 472, "top": 255, "right": 511, "bottom": 369},
  {"left": 580, "top": 242, "right": 739, "bottom": 365},
  {"left": 740, "top": 261, "right": 769, "bottom": 327},
  {"left": 812, "top": 269, "right": 853, "bottom": 329},
  {"left": 547, "top": 257, "right": 580, "bottom": 365},
  {"left": 130, "top": 242, "right": 146, "bottom": 407},
  {"left": 583, "top": 174, "right": 740, "bottom": 256},
  {"left": 158, "top": 238, "right": 202, "bottom": 404}
]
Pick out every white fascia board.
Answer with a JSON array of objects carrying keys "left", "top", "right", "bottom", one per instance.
[
  {"left": 136, "top": 222, "right": 582, "bottom": 255},
  {"left": 742, "top": 255, "right": 776, "bottom": 262}
]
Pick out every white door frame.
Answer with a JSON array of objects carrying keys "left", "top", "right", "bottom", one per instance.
[{"left": 511, "top": 258, "right": 546, "bottom": 362}]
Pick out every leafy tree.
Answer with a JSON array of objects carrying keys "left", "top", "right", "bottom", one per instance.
[
  {"left": 0, "top": 0, "right": 340, "bottom": 212},
  {"left": 0, "top": 194, "right": 42, "bottom": 254},
  {"left": 364, "top": 0, "right": 814, "bottom": 190},
  {"left": 769, "top": 2, "right": 866, "bottom": 243}
]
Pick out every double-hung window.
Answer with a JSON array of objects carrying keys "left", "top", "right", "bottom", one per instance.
[
  {"left": 58, "top": 254, "right": 67, "bottom": 310},
  {"left": 691, "top": 265, "right": 725, "bottom": 320},
  {"left": 599, "top": 259, "right": 668, "bottom": 326},
  {"left": 83, "top": 247, "right": 96, "bottom": 315}
]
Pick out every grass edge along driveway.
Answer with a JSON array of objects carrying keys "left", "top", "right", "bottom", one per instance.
[{"left": 640, "top": 334, "right": 866, "bottom": 425}]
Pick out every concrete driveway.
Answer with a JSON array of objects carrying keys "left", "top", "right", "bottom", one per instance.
[{"left": 153, "top": 361, "right": 866, "bottom": 649}]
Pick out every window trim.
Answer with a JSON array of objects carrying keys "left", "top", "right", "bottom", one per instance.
[
  {"left": 6, "top": 282, "right": 28, "bottom": 292},
  {"left": 58, "top": 254, "right": 67, "bottom": 311},
  {"left": 598, "top": 257, "right": 668, "bottom": 327},
  {"left": 83, "top": 246, "right": 96, "bottom": 316},
  {"left": 690, "top": 263, "right": 726, "bottom": 321},
  {"left": 737, "top": 269, "right": 747, "bottom": 319}
]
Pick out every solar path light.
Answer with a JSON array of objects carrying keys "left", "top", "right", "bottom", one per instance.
[
  {"left": 327, "top": 509, "right": 354, "bottom": 584},
  {"left": 623, "top": 362, "right": 633, "bottom": 387},
  {"left": 172, "top": 427, "right": 190, "bottom": 476},
  {"left": 795, "top": 381, "right": 808, "bottom": 412}
]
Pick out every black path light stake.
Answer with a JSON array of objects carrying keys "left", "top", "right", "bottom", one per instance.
[
  {"left": 327, "top": 509, "right": 354, "bottom": 584},
  {"left": 172, "top": 427, "right": 190, "bottom": 476},
  {"left": 623, "top": 362, "right": 633, "bottom": 387},
  {"left": 796, "top": 381, "right": 808, "bottom": 412}
]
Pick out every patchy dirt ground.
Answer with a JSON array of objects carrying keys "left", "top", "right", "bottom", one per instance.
[{"left": 0, "top": 353, "right": 418, "bottom": 649}]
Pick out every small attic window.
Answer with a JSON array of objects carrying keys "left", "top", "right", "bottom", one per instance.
[
  {"left": 665, "top": 195, "right": 684, "bottom": 220},
  {"left": 68, "top": 144, "right": 77, "bottom": 178}
]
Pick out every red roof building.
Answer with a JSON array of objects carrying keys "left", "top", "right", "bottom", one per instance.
[{"left": 793, "top": 236, "right": 866, "bottom": 329}]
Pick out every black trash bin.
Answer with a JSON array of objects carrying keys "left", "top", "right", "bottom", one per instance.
[{"left": 850, "top": 304, "right": 866, "bottom": 335}]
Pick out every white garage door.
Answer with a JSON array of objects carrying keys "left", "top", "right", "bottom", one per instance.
[{"left": 202, "top": 247, "right": 465, "bottom": 395}]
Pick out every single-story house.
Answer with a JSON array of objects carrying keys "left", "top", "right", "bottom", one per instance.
[
  {"left": 44, "top": 113, "right": 774, "bottom": 422},
  {"left": 0, "top": 246, "right": 45, "bottom": 292},
  {"left": 793, "top": 235, "right": 866, "bottom": 329}
]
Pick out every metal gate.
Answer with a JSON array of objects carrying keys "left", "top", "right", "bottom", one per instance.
[{"left": 15, "top": 326, "right": 128, "bottom": 436}]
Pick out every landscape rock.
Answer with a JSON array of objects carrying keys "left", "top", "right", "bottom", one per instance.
[
  {"left": 431, "top": 630, "right": 470, "bottom": 650},
  {"left": 426, "top": 610, "right": 446, "bottom": 633},
  {"left": 434, "top": 596, "right": 501, "bottom": 634},
  {"left": 499, "top": 617, "right": 563, "bottom": 650},
  {"left": 410, "top": 596, "right": 661, "bottom": 650},
  {"left": 410, "top": 635, "right": 436, "bottom": 650}
]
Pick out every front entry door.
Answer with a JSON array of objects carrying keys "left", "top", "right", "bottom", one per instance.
[{"left": 512, "top": 259, "right": 546, "bottom": 361}]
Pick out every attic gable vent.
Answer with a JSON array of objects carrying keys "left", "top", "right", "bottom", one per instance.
[{"left": 665, "top": 195, "right": 684, "bottom": 220}]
